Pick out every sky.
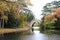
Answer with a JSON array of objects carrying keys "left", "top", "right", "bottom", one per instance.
[{"left": 30, "top": 0, "right": 59, "bottom": 20}]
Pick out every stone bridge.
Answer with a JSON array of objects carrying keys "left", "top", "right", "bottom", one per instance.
[{"left": 27, "top": 19, "right": 40, "bottom": 33}]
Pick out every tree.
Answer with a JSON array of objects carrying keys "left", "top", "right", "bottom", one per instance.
[
  {"left": 40, "top": 13, "right": 57, "bottom": 29},
  {"left": 41, "top": 1, "right": 60, "bottom": 29},
  {"left": 26, "top": 10, "right": 35, "bottom": 22},
  {"left": 52, "top": 8, "right": 60, "bottom": 28},
  {"left": 1, "top": 1, "right": 20, "bottom": 28},
  {"left": 0, "top": 0, "right": 33, "bottom": 28},
  {"left": 42, "top": 1, "right": 60, "bottom": 15}
]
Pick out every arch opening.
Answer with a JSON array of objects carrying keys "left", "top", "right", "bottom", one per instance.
[{"left": 31, "top": 21, "right": 40, "bottom": 32}]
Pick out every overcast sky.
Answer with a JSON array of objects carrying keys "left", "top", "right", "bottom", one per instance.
[{"left": 30, "top": 0, "right": 59, "bottom": 20}]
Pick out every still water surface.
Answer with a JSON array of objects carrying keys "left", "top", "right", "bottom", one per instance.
[{"left": 0, "top": 28, "right": 60, "bottom": 40}]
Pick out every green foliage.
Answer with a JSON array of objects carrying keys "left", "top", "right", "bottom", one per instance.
[
  {"left": 19, "top": 10, "right": 35, "bottom": 27},
  {"left": 34, "top": 23, "right": 39, "bottom": 27},
  {"left": 41, "top": 19, "right": 55, "bottom": 30},
  {"left": 43, "top": 1, "right": 60, "bottom": 15},
  {"left": 54, "top": 18, "right": 60, "bottom": 28},
  {"left": 44, "top": 21, "right": 55, "bottom": 29},
  {"left": 26, "top": 10, "right": 35, "bottom": 22},
  {"left": 5, "top": 15, "right": 20, "bottom": 28}
]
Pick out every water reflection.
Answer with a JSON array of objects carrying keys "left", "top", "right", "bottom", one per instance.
[
  {"left": 40, "top": 29, "right": 60, "bottom": 35},
  {"left": 0, "top": 33, "right": 21, "bottom": 40},
  {"left": 0, "top": 29, "right": 60, "bottom": 40}
]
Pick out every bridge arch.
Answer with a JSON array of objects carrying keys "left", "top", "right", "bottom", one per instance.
[
  {"left": 26, "top": 19, "right": 40, "bottom": 33},
  {"left": 30, "top": 19, "right": 40, "bottom": 27}
]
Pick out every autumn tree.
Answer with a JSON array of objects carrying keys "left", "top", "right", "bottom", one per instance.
[
  {"left": 41, "top": 1, "right": 60, "bottom": 29},
  {"left": 0, "top": 0, "right": 32, "bottom": 28},
  {"left": 52, "top": 8, "right": 60, "bottom": 28},
  {"left": 41, "top": 8, "right": 60, "bottom": 29},
  {"left": 0, "top": 1, "right": 20, "bottom": 28}
]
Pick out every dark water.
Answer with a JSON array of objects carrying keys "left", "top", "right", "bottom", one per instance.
[{"left": 0, "top": 30, "right": 60, "bottom": 40}]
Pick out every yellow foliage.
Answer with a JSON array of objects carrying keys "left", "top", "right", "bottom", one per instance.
[
  {"left": 0, "top": 1, "right": 20, "bottom": 20},
  {"left": 0, "top": 1, "right": 10, "bottom": 12},
  {"left": 19, "top": 13, "right": 27, "bottom": 21},
  {"left": 25, "top": 0, "right": 32, "bottom": 6},
  {"left": 19, "top": 13, "right": 27, "bottom": 27},
  {"left": 3, "top": 15, "right": 8, "bottom": 20},
  {"left": 20, "top": 21, "right": 26, "bottom": 27}
]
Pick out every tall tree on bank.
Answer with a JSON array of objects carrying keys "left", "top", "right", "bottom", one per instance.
[
  {"left": 41, "top": 1, "right": 60, "bottom": 29},
  {"left": 26, "top": 10, "right": 35, "bottom": 22},
  {"left": 0, "top": 0, "right": 32, "bottom": 28}
]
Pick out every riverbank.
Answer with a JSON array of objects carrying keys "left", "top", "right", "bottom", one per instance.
[{"left": 0, "top": 27, "right": 30, "bottom": 34}]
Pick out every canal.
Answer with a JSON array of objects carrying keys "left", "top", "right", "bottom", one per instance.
[{"left": 0, "top": 27, "right": 60, "bottom": 40}]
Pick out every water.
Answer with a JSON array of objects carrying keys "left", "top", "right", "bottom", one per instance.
[{"left": 0, "top": 27, "right": 60, "bottom": 40}]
